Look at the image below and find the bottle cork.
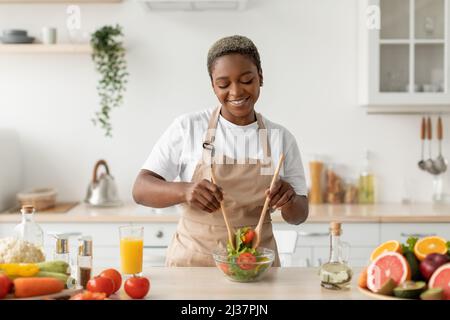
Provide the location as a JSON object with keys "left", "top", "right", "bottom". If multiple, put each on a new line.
{"left": 330, "top": 221, "right": 342, "bottom": 236}
{"left": 21, "top": 205, "right": 35, "bottom": 214}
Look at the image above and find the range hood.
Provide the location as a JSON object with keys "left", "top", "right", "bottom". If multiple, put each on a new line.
{"left": 137, "top": 0, "right": 248, "bottom": 11}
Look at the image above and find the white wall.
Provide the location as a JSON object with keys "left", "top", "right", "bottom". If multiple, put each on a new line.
{"left": 1, "top": 0, "right": 449, "bottom": 205}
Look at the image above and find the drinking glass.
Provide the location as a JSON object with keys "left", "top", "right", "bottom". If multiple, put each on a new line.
{"left": 119, "top": 225, "right": 144, "bottom": 276}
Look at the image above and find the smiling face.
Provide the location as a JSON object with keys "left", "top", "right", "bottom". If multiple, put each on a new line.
{"left": 210, "top": 54, "right": 263, "bottom": 125}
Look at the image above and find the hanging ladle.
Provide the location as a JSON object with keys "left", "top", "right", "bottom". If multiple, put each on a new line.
{"left": 434, "top": 116, "right": 447, "bottom": 174}
{"left": 425, "top": 117, "right": 440, "bottom": 175}
{"left": 418, "top": 116, "right": 427, "bottom": 171}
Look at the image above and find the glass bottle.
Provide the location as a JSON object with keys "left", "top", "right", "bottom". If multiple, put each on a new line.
{"left": 318, "top": 221, "right": 353, "bottom": 290}
{"left": 77, "top": 236, "right": 93, "bottom": 289}
{"left": 53, "top": 234, "right": 70, "bottom": 264}
{"left": 358, "top": 150, "right": 375, "bottom": 204}
{"left": 13, "top": 205, "right": 44, "bottom": 251}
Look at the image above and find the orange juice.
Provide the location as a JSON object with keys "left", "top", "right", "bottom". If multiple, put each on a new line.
{"left": 120, "top": 237, "right": 143, "bottom": 275}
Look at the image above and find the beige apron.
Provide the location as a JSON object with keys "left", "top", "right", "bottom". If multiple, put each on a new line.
{"left": 165, "top": 106, "right": 280, "bottom": 267}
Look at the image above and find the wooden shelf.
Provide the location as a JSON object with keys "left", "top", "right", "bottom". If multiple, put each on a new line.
{"left": 0, "top": 0, "right": 121, "bottom": 3}
{"left": 0, "top": 44, "right": 92, "bottom": 54}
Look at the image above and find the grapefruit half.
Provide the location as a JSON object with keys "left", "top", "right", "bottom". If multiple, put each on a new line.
{"left": 429, "top": 263, "right": 450, "bottom": 300}
{"left": 366, "top": 251, "right": 411, "bottom": 293}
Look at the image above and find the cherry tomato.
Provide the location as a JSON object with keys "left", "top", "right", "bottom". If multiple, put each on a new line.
{"left": 87, "top": 276, "right": 115, "bottom": 297}
{"left": 236, "top": 252, "right": 256, "bottom": 270}
{"left": 70, "top": 291, "right": 107, "bottom": 300}
{"left": 218, "top": 263, "right": 230, "bottom": 275}
{"left": 242, "top": 229, "right": 255, "bottom": 245}
{"left": 100, "top": 269, "right": 122, "bottom": 293}
{"left": 0, "top": 274, "right": 13, "bottom": 299}
{"left": 124, "top": 276, "right": 150, "bottom": 299}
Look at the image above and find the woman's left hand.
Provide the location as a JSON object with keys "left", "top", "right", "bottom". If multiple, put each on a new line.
{"left": 265, "top": 179, "right": 296, "bottom": 210}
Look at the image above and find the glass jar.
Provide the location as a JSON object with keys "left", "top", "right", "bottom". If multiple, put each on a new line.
{"left": 13, "top": 205, "right": 44, "bottom": 251}
{"left": 309, "top": 159, "right": 324, "bottom": 204}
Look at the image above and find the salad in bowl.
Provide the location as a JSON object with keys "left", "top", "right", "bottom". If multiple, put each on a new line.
{"left": 212, "top": 227, "right": 274, "bottom": 282}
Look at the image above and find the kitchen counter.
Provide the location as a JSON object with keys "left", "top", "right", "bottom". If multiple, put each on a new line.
{"left": 1, "top": 203, "right": 450, "bottom": 223}
{"left": 111, "top": 267, "right": 368, "bottom": 300}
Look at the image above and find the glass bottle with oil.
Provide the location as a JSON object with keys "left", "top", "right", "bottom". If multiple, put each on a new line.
{"left": 318, "top": 221, "right": 353, "bottom": 290}
{"left": 358, "top": 150, "right": 375, "bottom": 204}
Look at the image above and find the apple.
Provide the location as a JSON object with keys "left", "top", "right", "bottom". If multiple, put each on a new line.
{"left": 419, "top": 253, "right": 450, "bottom": 281}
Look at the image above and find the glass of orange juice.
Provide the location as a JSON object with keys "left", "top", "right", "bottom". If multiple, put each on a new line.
{"left": 119, "top": 225, "right": 144, "bottom": 276}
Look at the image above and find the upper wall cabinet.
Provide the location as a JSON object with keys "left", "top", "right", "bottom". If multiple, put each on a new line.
{"left": 359, "top": 0, "right": 450, "bottom": 114}
{"left": 0, "top": 0, "right": 121, "bottom": 3}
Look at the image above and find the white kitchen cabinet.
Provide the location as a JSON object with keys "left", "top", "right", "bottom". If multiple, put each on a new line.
{"left": 358, "top": 0, "right": 450, "bottom": 113}
{"left": 0, "top": 221, "right": 379, "bottom": 268}
{"left": 2, "top": 219, "right": 447, "bottom": 269}
{"left": 380, "top": 222, "right": 450, "bottom": 241}
{"left": 272, "top": 222, "right": 380, "bottom": 268}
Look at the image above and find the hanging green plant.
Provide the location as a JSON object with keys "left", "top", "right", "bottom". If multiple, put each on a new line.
{"left": 90, "top": 24, "right": 129, "bottom": 137}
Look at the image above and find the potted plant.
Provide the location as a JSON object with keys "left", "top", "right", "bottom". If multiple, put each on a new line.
{"left": 90, "top": 24, "right": 129, "bottom": 137}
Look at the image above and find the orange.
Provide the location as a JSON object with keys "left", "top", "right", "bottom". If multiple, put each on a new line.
{"left": 413, "top": 236, "right": 447, "bottom": 261}
{"left": 370, "top": 240, "right": 402, "bottom": 261}
{"left": 358, "top": 267, "right": 368, "bottom": 289}
{"left": 366, "top": 252, "right": 411, "bottom": 293}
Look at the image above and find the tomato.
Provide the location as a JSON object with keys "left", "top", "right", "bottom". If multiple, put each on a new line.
{"left": 70, "top": 291, "right": 106, "bottom": 300}
{"left": 0, "top": 274, "right": 13, "bottom": 299}
{"left": 236, "top": 252, "right": 256, "bottom": 270}
{"left": 87, "top": 276, "right": 115, "bottom": 297}
{"left": 218, "top": 263, "right": 230, "bottom": 275}
{"left": 100, "top": 268, "right": 122, "bottom": 293}
{"left": 242, "top": 229, "right": 255, "bottom": 245}
{"left": 124, "top": 276, "right": 150, "bottom": 299}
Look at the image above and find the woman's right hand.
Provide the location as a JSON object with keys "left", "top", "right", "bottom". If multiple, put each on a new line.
{"left": 184, "top": 179, "right": 224, "bottom": 213}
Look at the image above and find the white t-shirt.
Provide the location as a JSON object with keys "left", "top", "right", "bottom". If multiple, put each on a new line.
{"left": 142, "top": 108, "right": 307, "bottom": 196}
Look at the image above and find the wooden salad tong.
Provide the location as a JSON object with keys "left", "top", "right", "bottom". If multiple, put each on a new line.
{"left": 252, "top": 154, "right": 286, "bottom": 249}
{"left": 211, "top": 163, "right": 236, "bottom": 250}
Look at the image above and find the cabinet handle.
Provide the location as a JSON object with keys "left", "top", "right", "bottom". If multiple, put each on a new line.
{"left": 156, "top": 230, "right": 164, "bottom": 238}
{"left": 306, "top": 258, "right": 311, "bottom": 267}
{"left": 400, "top": 232, "right": 436, "bottom": 238}
{"left": 298, "top": 231, "right": 329, "bottom": 237}
{"left": 143, "top": 245, "right": 167, "bottom": 249}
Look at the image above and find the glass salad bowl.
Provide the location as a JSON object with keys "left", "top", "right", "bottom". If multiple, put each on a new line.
{"left": 212, "top": 247, "right": 275, "bottom": 282}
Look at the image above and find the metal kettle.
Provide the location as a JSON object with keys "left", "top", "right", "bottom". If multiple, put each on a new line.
{"left": 84, "top": 159, "right": 122, "bottom": 207}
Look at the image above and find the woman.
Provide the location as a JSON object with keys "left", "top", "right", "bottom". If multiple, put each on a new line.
{"left": 133, "top": 35, "right": 309, "bottom": 267}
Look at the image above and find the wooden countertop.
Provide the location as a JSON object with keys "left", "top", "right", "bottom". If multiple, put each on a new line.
{"left": 1, "top": 203, "right": 450, "bottom": 223}
{"left": 111, "top": 267, "right": 368, "bottom": 300}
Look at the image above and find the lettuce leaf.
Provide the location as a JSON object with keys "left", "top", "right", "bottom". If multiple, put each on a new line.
{"left": 401, "top": 236, "right": 418, "bottom": 253}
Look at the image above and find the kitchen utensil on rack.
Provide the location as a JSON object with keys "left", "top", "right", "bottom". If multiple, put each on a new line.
{"left": 418, "top": 117, "right": 427, "bottom": 171}
{"left": 84, "top": 159, "right": 122, "bottom": 207}
{"left": 211, "top": 163, "right": 235, "bottom": 250}
{"left": 424, "top": 117, "right": 440, "bottom": 175}
{"left": 434, "top": 116, "right": 447, "bottom": 174}
{"left": 252, "top": 154, "right": 285, "bottom": 250}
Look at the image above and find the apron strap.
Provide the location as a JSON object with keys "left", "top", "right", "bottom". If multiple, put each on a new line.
{"left": 202, "top": 106, "right": 272, "bottom": 165}
{"left": 255, "top": 112, "right": 272, "bottom": 161}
